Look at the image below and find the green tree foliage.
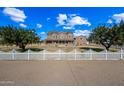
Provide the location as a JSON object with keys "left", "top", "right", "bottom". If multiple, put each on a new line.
{"left": 89, "top": 21, "right": 124, "bottom": 50}
{"left": 0, "top": 25, "right": 15, "bottom": 45}
{"left": 116, "top": 21, "right": 124, "bottom": 46}
{"left": 0, "top": 25, "right": 40, "bottom": 50}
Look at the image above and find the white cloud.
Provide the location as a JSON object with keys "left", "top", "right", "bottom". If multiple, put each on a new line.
{"left": 112, "top": 13, "right": 124, "bottom": 23}
{"left": 3, "top": 7, "right": 27, "bottom": 22}
{"left": 40, "top": 32, "right": 46, "bottom": 35}
{"left": 69, "top": 14, "right": 77, "bottom": 17}
{"left": 36, "top": 24, "right": 42, "bottom": 28}
{"left": 67, "top": 16, "right": 91, "bottom": 27}
{"left": 57, "top": 14, "right": 67, "bottom": 26}
{"left": 19, "top": 23, "right": 27, "bottom": 28}
{"left": 63, "top": 26, "right": 74, "bottom": 30}
{"left": 47, "top": 18, "right": 51, "bottom": 21}
{"left": 73, "top": 30, "right": 91, "bottom": 37}
{"left": 57, "top": 14, "right": 91, "bottom": 29}
{"left": 107, "top": 19, "right": 113, "bottom": 24}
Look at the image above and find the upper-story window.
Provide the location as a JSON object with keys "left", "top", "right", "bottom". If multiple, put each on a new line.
{"left": 68, "top": 34, "right": 72, "bottom": 38}
{"left": 52, "top": 34, "right": 57, "bottom": 39}
{"left": 60, "top": 34, "right": 65, "bottom": 39}
{"left": 60, "top": 35, "right": 63, "bottom": 39}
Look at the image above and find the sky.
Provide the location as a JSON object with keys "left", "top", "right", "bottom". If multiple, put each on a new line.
{"left": 0, "top": 7, "right": 124, "bottom": 40}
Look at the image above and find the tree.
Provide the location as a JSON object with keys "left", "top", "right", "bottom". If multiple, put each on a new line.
{"left": 0, "top": 25, "right": 40, "bottom": 50}
{"left": 16, "top": 28, "right": 40, "bottom": 50}
{"left": 0, "top": 25, "right": 16, "bottom": 45}
{"left": 115, "top": 21, "right": 124, "bottom": 46}
{"left": 89, "top": 24, "right": 119, "bottom": 50}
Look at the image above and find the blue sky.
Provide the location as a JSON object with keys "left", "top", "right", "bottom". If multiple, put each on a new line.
{"left": 0, "top": 7, "right": 124, "bottom": 40}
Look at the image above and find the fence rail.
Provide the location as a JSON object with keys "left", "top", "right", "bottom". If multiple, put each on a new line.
{"left": 0, "top": 49, "right": 124, "bottom": 60}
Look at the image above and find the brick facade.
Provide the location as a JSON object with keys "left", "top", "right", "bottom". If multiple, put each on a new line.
{"left": 74, "top": 35, "right": 88, "bottom": 46}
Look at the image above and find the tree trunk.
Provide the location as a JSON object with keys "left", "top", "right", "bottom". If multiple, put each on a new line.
{"left": 19, "top": 43, "right": 26, "bottom": 50}
{"left": 105, "top": 47, "right": 109, "bottom": 51}
{"left": 22, "top": 44, "right": 25, "bottom": 50}
{"left": 105, "top": 45, "right": 111, "bottom": 51}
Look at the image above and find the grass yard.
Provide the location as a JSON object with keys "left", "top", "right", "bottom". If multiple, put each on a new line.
{"left": 0, "top": 44, "right": 120, "bottom": 52}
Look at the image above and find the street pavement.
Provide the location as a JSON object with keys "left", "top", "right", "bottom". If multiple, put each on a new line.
{"left": 0, "top": 60, "right": 124, "bottom": 86}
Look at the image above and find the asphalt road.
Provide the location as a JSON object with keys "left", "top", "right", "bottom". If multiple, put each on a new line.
{"left": 0, "top": 60, "right": 124, "bottom": 86}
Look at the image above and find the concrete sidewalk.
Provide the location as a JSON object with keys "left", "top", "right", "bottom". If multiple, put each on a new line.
{"left": 0, "top": 60, "right": 124, "bottom": 86}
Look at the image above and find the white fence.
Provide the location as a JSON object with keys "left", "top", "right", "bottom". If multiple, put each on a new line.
{"left": 0, "top": 49, "right": 124, "bottom": 60}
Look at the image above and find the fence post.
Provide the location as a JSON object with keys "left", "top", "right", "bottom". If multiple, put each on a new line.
{"left": 90, "top": 49, "right": 92, "bottom": 60}
{"left": 12, "top": 49, "right": 15, "bottom": 60}
{"left": 121, "top": 48, "right": 123, "bottom": 60}
{"left": 28, "top": 49, "right": 30, "bottom": 61}
{"left": 59, "top": 49, "right": 61, "bottom": 60}
{"left": 75, "top": 49, "right": 76, "bottom": 60}
{"left": 106, "top": 49, "right": 108, "bottom": 60}
{"left": 43, "top": 50, "right": 45, "bottom": 60}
